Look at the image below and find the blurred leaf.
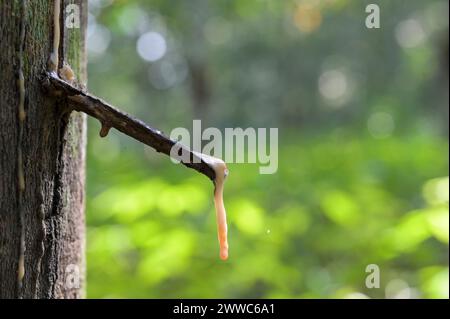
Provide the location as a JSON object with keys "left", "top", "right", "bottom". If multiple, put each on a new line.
{"left": 423, "top": 177, "right": 449, "bottom": 206}
{"left": 229, "top": 199, "right": 265, "bottom": 235}
{"left": 425, "top": 206, "right": 449, "bottom": 244}
{"left": 420, "top": 266, "right": 449, "bottom": 299}
{"left": 320, "top": 190, "right": 360, "bottom": 227}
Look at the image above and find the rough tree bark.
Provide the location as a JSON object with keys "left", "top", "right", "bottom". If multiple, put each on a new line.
{"left": 0, "top": 0, "right": 87, "bottom": 298}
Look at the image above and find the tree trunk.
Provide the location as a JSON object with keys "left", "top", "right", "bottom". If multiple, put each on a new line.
{"left": 0, "top": 0, "right": 87, "bottom": 298}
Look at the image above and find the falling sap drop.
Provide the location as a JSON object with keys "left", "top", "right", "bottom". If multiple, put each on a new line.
{"left": 213, "top": 161, "right": 229, "bottom": 261}
{"left": 196, "top": 153, "right": 229, "bottom": 260}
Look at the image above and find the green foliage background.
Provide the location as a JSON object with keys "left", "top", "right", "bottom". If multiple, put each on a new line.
{"left": 85, "top": 0, "right": 449, "bottom": 298}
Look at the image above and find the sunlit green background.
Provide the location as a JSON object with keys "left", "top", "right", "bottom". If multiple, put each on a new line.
{"left": 85, "top": 0, "right": 449, "bottom": 298}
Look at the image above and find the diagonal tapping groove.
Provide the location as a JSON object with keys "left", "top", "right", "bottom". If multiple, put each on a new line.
{"left": 42, "top": 72, "right": 216, "bottom": 181}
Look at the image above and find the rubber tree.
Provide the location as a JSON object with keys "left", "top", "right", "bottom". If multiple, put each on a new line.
{"left": 0, "top": 0, "right": 87, "bottom": 298}
{"left": 0, "top": 0, "right": 216, "bottom": 299}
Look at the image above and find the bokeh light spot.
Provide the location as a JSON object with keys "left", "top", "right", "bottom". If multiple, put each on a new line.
{"left": 293, "top": 3, "right": 322, "bottom": 34}
{"left": 395, "top": 19, "right": 426, "bottom": 48}
{"left": 319, "top": 69, "right": 348, "bottom": 101}
{"left": 137, "top": 31, "right": 167, "bottom": 62}
{"left": 87, "top": 24, "right": 111, "bottom": 58}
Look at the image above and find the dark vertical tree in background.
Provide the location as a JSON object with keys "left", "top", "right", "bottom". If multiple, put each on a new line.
{"left": 0, "top": 0, "right": 87, "bottom": 298}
